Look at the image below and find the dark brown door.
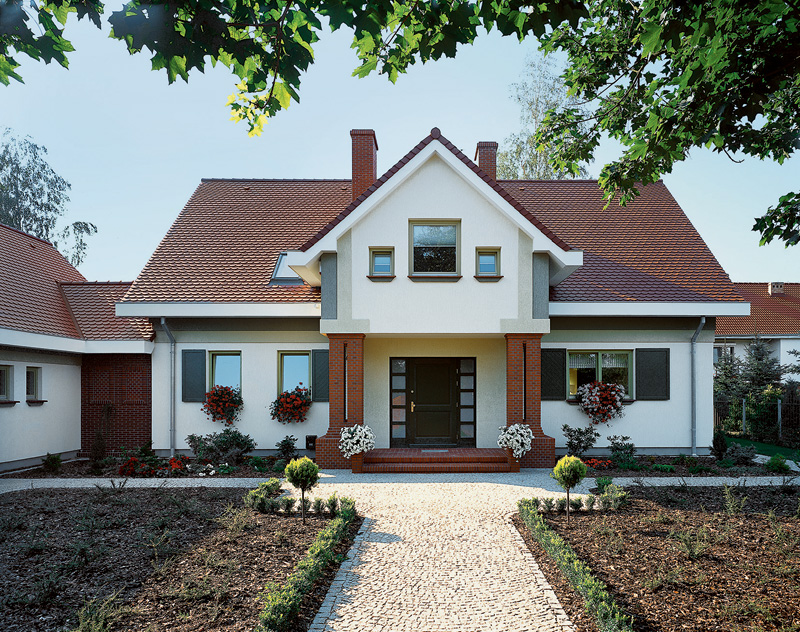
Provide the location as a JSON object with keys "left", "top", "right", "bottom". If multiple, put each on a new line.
{"left": 409, "top": 358, "right": 458, "bottom": 446}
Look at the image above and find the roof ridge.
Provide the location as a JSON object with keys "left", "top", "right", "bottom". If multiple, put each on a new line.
{"left": 61, "top": 281, "right": 133, "bottom": 286}
{"left": 297, "top": 128, "right": 574, "bottom": 253}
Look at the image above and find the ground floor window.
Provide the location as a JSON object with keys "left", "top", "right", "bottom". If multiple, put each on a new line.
{"left": 210, "top": 352, "right": 241, "bottom": 390}
{"left": 26, "top": 366, "right": 41, "bottom": 400}
{"left": 568, "top": 351, "right": 632, "bottom": 397}
{"left": 0, "top": 365, "right": 12, "bottom": 400}
{"left": 279, "top": 352, "right": 310, "bottom": 393}
{"left": 713, "top": 346, "right": 735, "bottom": 364}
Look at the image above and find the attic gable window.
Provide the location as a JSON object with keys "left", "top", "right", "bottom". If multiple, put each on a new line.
{"left": 410, "top": 222, "right": 460, "bottom": 276}
{"left": 271, "top": 252, "right": 303, "bottom": 285}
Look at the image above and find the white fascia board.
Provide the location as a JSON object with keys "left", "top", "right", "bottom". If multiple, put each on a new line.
{"left": 0, "top": 328, "right": 155, "bottom": 355}
{"left": 289, "top": 140, "right": 579, "bottom": 276}
{"left": 549, "top": 301, "right": 751, "bottom": 317}
{"left": 715, "top": 333, "right": 800, "bottom": 340}
{"left": 115, "top": 302, "right": 320, "bottom": 318}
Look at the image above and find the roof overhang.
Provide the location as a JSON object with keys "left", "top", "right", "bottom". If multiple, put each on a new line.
{"left": 714, "top": 333, "right": 800, "bottom": 339}
{"left": 0, "top": 327, "right": 155, "bottom": 355}
{"left": 549, "top": 301, "right": 751, "bottom": 317}
{"left": 285, "top": 140, "right": 583, "bottom": 286}
{"left": 116, "top": 302, "right": 321, "bottom": 318}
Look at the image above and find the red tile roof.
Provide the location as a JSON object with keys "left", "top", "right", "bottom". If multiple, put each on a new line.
{"left": 0, "top": 223, "right": 85, "bottom": 338}
{"left": 61, "top": 283, "right": 154, "bottom": 340}
{"left": 716, "top": 283, "right": 800, "bottom": 336}
{"left": 504, "top": 180, "right": 742, "bottom": 302}
{"left": 122, "top": 134, "right": 740, "bottom": 306}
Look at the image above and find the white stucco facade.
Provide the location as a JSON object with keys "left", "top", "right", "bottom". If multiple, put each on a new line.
{"left": 0, "top": 350, "right": 82, "bottom": 469}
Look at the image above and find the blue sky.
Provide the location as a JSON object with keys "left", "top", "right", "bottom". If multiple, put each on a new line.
{"left": 2, "top": 13, "right": 798, "bottom": 283}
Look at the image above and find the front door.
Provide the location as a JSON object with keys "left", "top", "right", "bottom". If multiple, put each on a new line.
{"left": 409, "top": 358, "right": 458, "bottom": 446}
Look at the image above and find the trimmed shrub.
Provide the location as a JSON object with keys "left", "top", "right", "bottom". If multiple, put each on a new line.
{"left": 285, "top": 457, "right": 320, "bottom": 523}
{"left": 256, "top": 498, "right": 357, "bottom": 631}
{"left": 765, "top": 453, "right": 791, "bottom": 474}
{"left": 711, "top": 430, "right": 728, "bottom": 461}
{"left": 518, "top": 499, "right": 634, "bottom": 632}
{"left": 725, "top": 443, "right": 756, "bottom": 466}
{"left": 607, "top": 435, "right": 636, "bottom": 468}
{"left": 551, "top": 455, "right": 588, "bottom": 524}
{"left": 275, "top": 435, "right": 300, "bottom": 463}
{"left": 41, "top": 452, "right": 62, "bottom": 474}
{"left": 595, "top": 476, "right": 613, "bottom": 494}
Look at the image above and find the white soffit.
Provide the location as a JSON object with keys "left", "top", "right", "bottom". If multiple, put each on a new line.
{"left": 0, "top": 327, "right": 155, "bottom": 355}
{"left": 549, "top": 302, "right": 751, "bottom": 317}
{"left": 116, "top": 302, "right": 320, "bottom": 318}
{"left": 285, "top": 140, "right": 582, "bottom": 286}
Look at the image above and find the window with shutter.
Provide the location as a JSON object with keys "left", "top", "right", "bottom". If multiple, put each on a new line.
{"left": 635, "top": 348, "right": 670, "bottom": 400}
{"left": 541, "top": 349, "right": 567, "bottom": 400}
{"left": 182, "top": 349, "right": 207, "bottom": 402}
{"left": 312, "top": 350, "right": 329, "bottom": 402}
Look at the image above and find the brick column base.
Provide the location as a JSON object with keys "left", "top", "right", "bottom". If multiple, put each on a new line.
{"left": 316, "top": 334, "right": 365, "bottom": 469}
{"left": 506, "top": 334, "right": 555, "bottom": 469}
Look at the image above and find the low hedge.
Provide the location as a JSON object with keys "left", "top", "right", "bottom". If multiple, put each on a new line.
{"left": 517, "top": 499, "right": 634, "bottom": 632}
{"left": 256, "top": 497, "right": 357, "bottom": 631}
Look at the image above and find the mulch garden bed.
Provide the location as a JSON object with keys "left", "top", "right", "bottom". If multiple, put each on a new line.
{"left": 515, "top": 483, "right": 800, "bottom": 631}
{"left": 579, "top": 455, "right": 781, "bottom": 478}
{"left": 0, "top": 458, "right": 284, "bottom": 479}
{"left": 0, "top": 485, "right": 361, "bottom": 632}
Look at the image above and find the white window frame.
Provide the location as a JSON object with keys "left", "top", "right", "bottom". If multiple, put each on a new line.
{"left": 0, "top": 365, "right": 12, "bottom": 401}
{"left": 26, "top": 366, "right": 42, "bottom": 400}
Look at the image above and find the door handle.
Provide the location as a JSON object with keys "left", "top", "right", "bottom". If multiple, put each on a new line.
{"left": 411, "top": 401, "right": 415, "bottom": 413}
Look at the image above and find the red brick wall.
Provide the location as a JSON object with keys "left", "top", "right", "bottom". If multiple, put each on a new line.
{"left": 80, "top": 354, "right": 152, "bottom": 456}
{"left": 351, "top": 129, "right": 378, "bottom": 201}
{"left": 506, "top": 334, "right": 555, "bottom": 468}
{"left": 475, "top": 141, "right": 498, "bottom": 180}
{"left": 316, "top": 334, "right": 365, "bottom": 468}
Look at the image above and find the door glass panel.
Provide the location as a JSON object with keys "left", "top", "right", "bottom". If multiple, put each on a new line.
{"left": 460, "top": 424, "right": 475, "bottom": 438}
{"left": 460, "top": 391, "right": 474, "bottom": 406}
{"left": 392, "top": 375, "right": 406, "bottom": 390}
{"left": 392, "top": 392, "right": 406, "bottom": 406}
{"left": 460, "top": 358, "right": 475, "bottom": 373}
{"left": 392, "top": 408, "right": 406, "bottom": 422}
{"left": 460, "top": 375, "right": 474, "bottom": 389}
{"left": 460, "top": 408, "right": 474, "bottom": 422}
{"left": 391, "top": 359, "right": 406, "bottom": 373}
{"left": 392, "top": 424, "right": 406, "bottom": 439}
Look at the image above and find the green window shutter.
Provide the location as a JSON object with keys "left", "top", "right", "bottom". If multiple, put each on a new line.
{"left": 635, "top": 348, "right": 670, "bottom": 400}
{"left": 312, "top": 349, "right": 329, "bottom": 402}
{"left": 182, "top": 350, "right": 206, "bottom": 402}
{"left": 541, "top": 348, "right": 567, "bottom": 400}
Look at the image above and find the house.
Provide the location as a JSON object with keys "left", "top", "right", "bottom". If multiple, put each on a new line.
{"left": 715, "top": 283, "right": 800, "bottom": 368}
{"left": 113, "top": 128, "right": 748, "bottom": 471}
{"left": 0, "top": 224, "right": 153, "bottom": 471}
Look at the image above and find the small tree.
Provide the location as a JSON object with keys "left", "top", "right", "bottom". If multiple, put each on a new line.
{"left": 551, "top": 456, "right": 587, "bottom": 525}
{"left": 740, "top": 335, "right": 785, "bottom": 394}
{"left": 284, "top": 457, "right": 319, "bottom": 525}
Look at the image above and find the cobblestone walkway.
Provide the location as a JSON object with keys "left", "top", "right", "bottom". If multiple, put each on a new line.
{"left": 301, "top": 472, "right": 580, "bottom": 632}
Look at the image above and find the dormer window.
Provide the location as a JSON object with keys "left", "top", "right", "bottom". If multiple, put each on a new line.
{"left": 271, "top": 252, "right": 302, "bottom": 285}
{"left": 410, "top": 221, "right": 460, "bottom": 276}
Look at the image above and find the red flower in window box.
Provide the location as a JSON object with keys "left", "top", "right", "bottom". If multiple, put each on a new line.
{"left": 576, "top": 381, "right": 626, "bottom": 425}
{"left": 270, "top": 384, "right": 312, "bottom": 424}
{"left": 202, "top": 385, "right": 244, "bottom": 425}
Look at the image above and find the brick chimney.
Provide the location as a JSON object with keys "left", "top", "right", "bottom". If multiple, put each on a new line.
{"left": 351, "top": 129, "right": 378, "bottom": 201}
{"left": 474, "top": 141, "right": 498, "bottom": 180}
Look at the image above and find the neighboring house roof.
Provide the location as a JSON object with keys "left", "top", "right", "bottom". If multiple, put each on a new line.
{"left": 0, "top": 223, "right": 85, "bottom": 338}
{"left": 122, "top": 133, "right": 741, "bottom": 305}
{"left": 0, "top": 223, "right": 152, "bottom": 343}
{"left": 61, "top": 282, "right": 154, "bottom": 340}
{"left": 716, "top": 283, "right": 800, "bottom": 336}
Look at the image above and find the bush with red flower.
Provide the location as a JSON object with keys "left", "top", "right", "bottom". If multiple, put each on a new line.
{"left": 576, "top": 381, "right": 626, "bottom": 425}
{"left": 582, "top": 457, "right": 613, "bottom": 470}
{"left": 270, "top": 384, "right": 312, "bottom": 424}
{"left": 201, "top": 385, "right": 244, "bottom": 426}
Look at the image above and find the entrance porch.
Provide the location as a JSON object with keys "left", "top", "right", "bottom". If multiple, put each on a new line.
{"left": 315, "top": 333, "right": 556, "bottom": 471}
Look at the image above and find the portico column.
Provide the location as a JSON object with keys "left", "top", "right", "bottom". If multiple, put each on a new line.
{"left": 505, "top": 333, "right": 555, "bottom": 468}
{"left": 315, "top": 333, "right": 365, "bottom": 469}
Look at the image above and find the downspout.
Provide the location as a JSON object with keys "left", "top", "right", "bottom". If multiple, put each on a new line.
{"left": 161, "top": 317, "right": 176, "bottom": 457}
{"left": 690, "top": 316, "right": 706, "bottom": 457}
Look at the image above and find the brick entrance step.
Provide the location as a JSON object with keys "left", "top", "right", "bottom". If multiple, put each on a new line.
{"left": 363, "top": 448, "right": 511, "bottom": 473}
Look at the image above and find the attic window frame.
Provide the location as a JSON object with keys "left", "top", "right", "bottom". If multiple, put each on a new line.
{"left": 408, "top": 220, "right": 461, "bottom": 277}
{"left": 368, "top": 247, "right": 395, "bottom": 280}
{"left": 270, "top": 252, "right": 303, "bottom": 286}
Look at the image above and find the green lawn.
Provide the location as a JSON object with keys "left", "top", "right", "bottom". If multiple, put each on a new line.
{"left": 726, "top": 435, "right": 800, "bottom": 460}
